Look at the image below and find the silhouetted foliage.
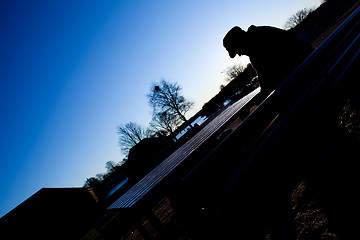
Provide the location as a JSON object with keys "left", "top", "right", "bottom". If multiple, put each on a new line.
{"left": 84, "top": 177, "right": 101, "bottom": 188}
{"left": 117, "top": 122, "right": 153, "bottom": 156}
{"left": 105, "top": 160, "right": 120, "bottom": 173}
{"left": 285, "top": 8, "right": 315, "bottom": 29}
{"left": 148, "top": 79, "right": 194, "bottom": 129}
{"left": 224, "top": 63, "right": 247, "bottom": 82}
{"left": 202, "top": 64, "right": 257, "bottom": 117}
{"left": 150, "top": 111, "right": 182, "bottom": 136}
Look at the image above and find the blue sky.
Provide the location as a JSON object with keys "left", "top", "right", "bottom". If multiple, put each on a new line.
{"left": 0, "top": 0, "right": 321, "bottom": 217}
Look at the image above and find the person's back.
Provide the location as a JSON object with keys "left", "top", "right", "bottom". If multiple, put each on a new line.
{"left": 224, "top": 25, "right": 314, "bottom": 95}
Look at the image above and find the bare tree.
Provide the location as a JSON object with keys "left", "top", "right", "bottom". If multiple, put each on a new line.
{"left": 224, "top": 63, "right": 246, "bottom": 81}
{"left": 105, "top": 160, "right": 119, "bottom": 173}
{"left": 150, "top": 111, "right": 182, "bottom": 136}
{"left": 117, "top": 122, "right": 152, "bottom": 156}
{"left": 84, "top": 177, "right": 101, "bottom": 188}
{"left": 285, "top": 8, "right": 314, "bottom": 30}
{"left": 148, "top": 79, "right": 194, "bottom": 128}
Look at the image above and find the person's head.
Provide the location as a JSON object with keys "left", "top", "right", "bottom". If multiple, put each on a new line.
{"left": 223, "top": 26, "right": 247, "bottom": 58}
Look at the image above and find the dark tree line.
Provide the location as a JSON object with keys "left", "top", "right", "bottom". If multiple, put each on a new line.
{"left": 202, "top": 63, "right": 257, "bottom": 117}
{"left": 285, "top": 7, "right": 315, "bottom": 30}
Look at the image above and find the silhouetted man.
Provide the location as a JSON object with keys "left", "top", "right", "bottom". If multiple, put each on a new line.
{"left": 223, "top": 25, "right": 314, "bottom": 96}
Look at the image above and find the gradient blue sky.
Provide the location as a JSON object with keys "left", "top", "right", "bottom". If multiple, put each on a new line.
{"left": 0, "top": 0, "right": 321, "bottom": 217}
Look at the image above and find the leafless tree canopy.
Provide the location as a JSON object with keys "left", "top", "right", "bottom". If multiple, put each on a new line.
{"left": 224, "top": 64, "right": 246, "bottom": 82}
{"left": 117, "top": 122, "right": 152, "bottom": 156}
{"left": 285, "top": 8, "right": 314, "bottom": 30}
{"left": 148, "top": 79, "right": 194, "bottom": 130}
{"left": 150, "top": 111, "right": 182, "bottom": 136}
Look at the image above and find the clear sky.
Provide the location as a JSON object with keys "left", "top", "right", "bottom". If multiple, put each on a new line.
{"left": 0, "top": 0, "right": 321, "bottom": 217}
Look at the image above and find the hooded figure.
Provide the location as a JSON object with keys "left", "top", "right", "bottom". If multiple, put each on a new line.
{"left": 223, "top": 25, "right": 314, "bottom": 95}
